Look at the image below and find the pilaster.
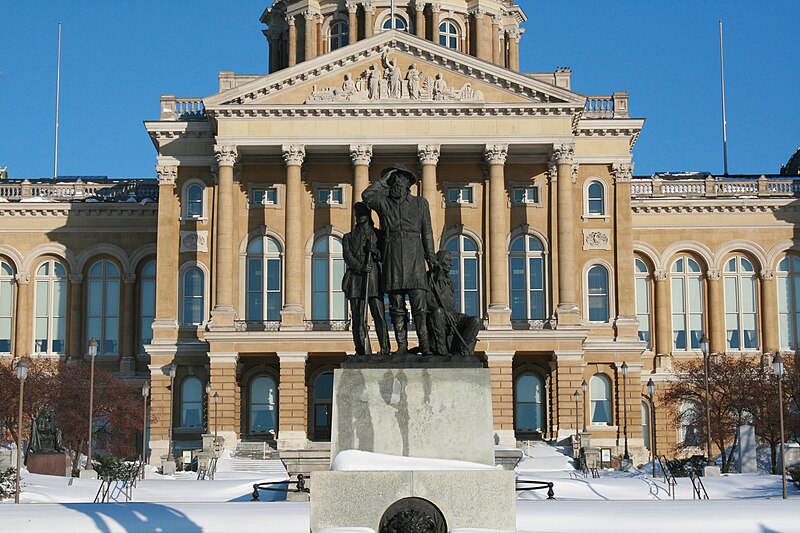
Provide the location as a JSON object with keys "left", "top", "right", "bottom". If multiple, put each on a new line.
{"left": 154, "top": 165, "right": 179, "bottom": 342}
{"left": 612, "top": 162, "right": 639, "bottom": 341}
{"left": 760, "top": 269, "right": 779, "bottom": 353}
{"left": 485, "top": 351, "right": 515, "bottom": 445}
{"left": 418, "top": 144, "right": 440, "bottom": 245}
{"left": 653, "top": 269, "right": 672, "bottom": 360}
{"left": 484, "top": 144, "right": 511, "bottom": 328}
{"left": 350, "top": 144, "right": 373, "bottom": 201}
{"left": 553, "top": 350, "right": 585, "bottom": 440}
{"left": 554, "top": 144, "right": 580, "bottom": 325}
{"left": 707, "top": 270, "right": 725, "bottom": 354}
{"left": 121, "top": 273, "right": 137, "bottom": 368}
{"left": 282, "top": 145, "right": 307, "bottom": 329}
{"left": 147, "top": 361, "right": 174, "bottom": 461}
{"left": 13, "top": 272, "right": 30, "bottom": 357}
{"left": 209, "top": 145, "right": 239, "bottom": 330}
{"left": 277, "top": 352, "right": 309, "bottom": 449}
{"left": 209, "top": 352, "right": 241, "bottom": 449}
{"left": 68, "top": 273, "right": 83, "bottom": 360}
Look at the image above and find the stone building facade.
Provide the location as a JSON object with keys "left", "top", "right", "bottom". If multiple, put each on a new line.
{"left": 2, "top": 1, "right": 798, "bottom": 465}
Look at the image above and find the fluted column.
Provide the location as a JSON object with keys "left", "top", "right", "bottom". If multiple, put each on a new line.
{"left": 153, "top": 165, "right": 179, "bottom": 341}
{"left": 364, "top": 2, "right": 375, "bottom": 38}
{"left": 508, "top": 28, "right": 520, "bottom": 71}
{"left": 760, "top": 269, "right": 779, "bottom": 353}
{"left": 304, "top": 11, "right": 316, "bottom": 62}
{"left": 414, "top": 1, "right": 426, "bottom": 38}
{"left": 612, "top": 163, "right": 639, "bottom": 340}
{"left": 347, "top": 2, "right": 358, "bottom": 44}
{"left": 287, "top": 15, "right": 297, "bottom": 67}
{"left": 282, "top": 145, "right": 306, "bottom": 329}
{"left": 654, "top": 270, "right": 672, "bottom": 359}
{"left": 68, "top": 274, "right": 83, "bottom": 359}
{"left": 707, "top": 270, "right": 725, "bottom": 354}
{"left": 554, "top": 144, "right": 580, "bottom": 325}
{"left": 13, "top": 273, "right": 30, "bottom": 357}
{"left": 350, "top": 144, "right": 373, "bottom": 201}
{"left": 485, "top": 144, "right": 511, "bottom": 328}
{"left": 209, "top": 145, "right": 238, "bottom": 330}
{"left": 418, "top": 144, "right": 441, "bottom": 245}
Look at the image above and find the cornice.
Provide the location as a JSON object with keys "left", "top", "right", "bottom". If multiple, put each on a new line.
{"left": 0, "top": 204, "right": 159, "bottom": 218}
{"left": 631, "top": 200, "right": 797, "bottom": 215}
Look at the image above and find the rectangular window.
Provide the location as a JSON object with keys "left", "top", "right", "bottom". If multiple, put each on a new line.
{"left": 0, "top": 279, "right": 11, "bottom": 352}
{"left": 448, "top": 187, "right": 473, "bottom": 205}
{"left": 635, "top": 277, "right": 651, "bottom": 348}
{"left": 318, "top": 187, "right": 343, "bottom": 206}
{"left": 513, "top": 187, "right": 539, "bottom": 204}
{"left": 252, "top": 187, "right": 278, "bottom": 206}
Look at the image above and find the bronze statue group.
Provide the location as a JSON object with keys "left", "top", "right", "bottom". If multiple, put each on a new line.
{"left": 343, "top": 164, "right": 481, "bottom": 360}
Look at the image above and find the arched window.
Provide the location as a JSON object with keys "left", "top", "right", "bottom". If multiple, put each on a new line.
{"left": 0, "top": 260, "right": 13, "bottom": 353}
{"left": 678, "top": 401, "right": 701, "bottom": 447}
{"left": 184, "top": 183, "right": 204, "bottom": 219}
{"left": 635, "top": 258, "right": 652, "bottom": 349}
{"left": 87, "top": 259, "right": 120, "bottom": 355}
{"left": 724, "top": 256, "right": 758, "bottom": 350}
{"left": 509, "top": 235, "right": 546, "bottom": 320}
{"left": 587, "top": 181, "right": 605, "bottom": 216}
{"left": 444, "top": 235, "right": 480, "bottom": 316}
{"left": 246, "top": 236, "right": 283, "bottom": 321}
{"left": 439, "top": 21, "right": 459, "bottom": 49}
{"left": 515, "top": 374, "right": 544, "bottom": 434}
{"left": 642, "top": 400, "right": 651, "bottom": 450}
{"left": 311, "top": 235, "right": 346, "bottom": 321}
{"left": 671, "top": 257, "right": 704, "bottom": 350}
{"left": 181, "top": 267, "right": 205, "bottom": 326}
{"left": 777, "top": 256, "right": 800, "bottom": 349}
{"left": 587, "top": 265, "right": 610, "bottom": 322}
{"left": 139, "top": 260, "right": 156, "bottom": 352}
{"left": 249, "top": 375, "right": 278, "bottom": 434}
{"left": 330, "top": 20, "right": 349, "bottom": 50}
{"left": 35, "top": 260, "right": 67, "bottom": 355}
{"left": 589, "top": 374, "right": 611, "bottom": 425}
{"left": 180, "top": 376, "right": 203, "bottom": 428}
{"left": 382, "top": 15, "right": 407, "bottom": 31}
{"left": 312, "top": 372, "right": 334, "bottom": 441}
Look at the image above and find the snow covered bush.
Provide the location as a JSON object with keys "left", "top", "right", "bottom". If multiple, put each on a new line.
{"left": 0, "top": 467, "right": 16, "bottom": 499}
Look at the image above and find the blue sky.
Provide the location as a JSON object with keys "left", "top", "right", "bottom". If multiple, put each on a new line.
{"left": 1, "top": 1, "right": 797, "bottom": 178}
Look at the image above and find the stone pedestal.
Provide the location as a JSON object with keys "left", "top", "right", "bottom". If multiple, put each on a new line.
{"left": 27, "top": 452, "right": 69, "bottom": 476}
{"left": 78, "top": 468, "right": 98, "bottom": 479}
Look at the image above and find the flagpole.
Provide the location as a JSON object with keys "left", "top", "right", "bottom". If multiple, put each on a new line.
{"left": 391, "top": 0, "right": 396, "bottom": 29}
{"left": 719, "top": 20, "right": 729, "bottom": 176}
{"left": 54, "top": 21, "right": 62, "bottom": 181}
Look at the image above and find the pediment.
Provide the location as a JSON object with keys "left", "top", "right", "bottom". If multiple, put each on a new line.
{"left": 204, "top": 30, "right": 585, "bottom": 112}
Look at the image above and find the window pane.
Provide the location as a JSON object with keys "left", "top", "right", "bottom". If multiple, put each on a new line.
{"left": 315, "top": 373, "right": 334, "bottom": 400}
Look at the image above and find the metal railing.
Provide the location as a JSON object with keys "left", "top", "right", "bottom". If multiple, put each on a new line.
{"left": 656, "top": 455, "right": 677, "bottom": 499}
{"left": 197, "top": 457, "right": 218, "bottom": 481}
{"left": 94, "top": 461, "right": 141, "bottom": 503}
{"left": 516, "top": 478, "right": 556, "bottom": 499}
{"left": 251, "top": 473, "right": 310, "bottom": 501}
{"left": 689, "top": 472, "right": 710, "bottom": 500}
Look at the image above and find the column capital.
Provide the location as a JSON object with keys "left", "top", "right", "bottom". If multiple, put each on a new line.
{"left": 278, "top": 352, "right": 308, "bottom": 364}
{"left": 612, "top": 162, "right": 634, "bottom": 182}
{"left": 484, "top": 144, "right": 508, "bottom": 165}
{"left": 653, "top": 269, "right": 668, "bottom": 281}
{"left": 285, "top": 14, "right": 296, "bottom": 26}
{"left": 302, "top": 9, "right": 316, "bottom": 22}
{"left": 471, "top": 7, "right": 486, "bottom": 19}
{"left": 123, "top": 273, "right": 137, "bottom": 284}
{"left": 363, "top": 1, "right": 376, "bottom": 13}
{"left": 761, "top": 269, "right": 775, "bottom": 281}
{"left": 552, "top": 143, "right": 575, "bottom": 164}
{"left": 349, "top": 144, "right": 373, "bottom": 166}
{"left": 346, "top": 2, "right": 359, "bottom": 14}
{"left": 547, "top": 161, "right": 558, "bottom": 182}
{"left": 430, "top": 2, "right": 442, "bottom": 13}
{"left": 155, "top": 164, "right": 178, "bottom": 185}
{"left": 414, "top": 1, "right": 427, "bottom": 12}
{"left": 507, "top": 27, "right": 521, "bottom": 41}
{"left": 208, "top": 352, "right": 240, "bottom": 365}
{"left": 485, "top": 351, "right": 515, "bottom": 363}
{"left": 418, "top": 144, "right": 441, "bottom": 165}
{"left": 707, "top": 269, "right": 721, "bottom": 281}
{"left": 14, "top": 272, "right": 29, "bottom": 285}
{"left": 282, "top": 144, "right": 306, "bottom": 166}
{"left": 214, "top": 145, "right": 239, "bottom": 167}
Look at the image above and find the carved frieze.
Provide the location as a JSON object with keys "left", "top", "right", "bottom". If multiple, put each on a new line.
{"left": 582, "top": 229, "right": 611, "bottom": 250}
{"left": 180, "top": 231, "right": 209, "bottom": 253}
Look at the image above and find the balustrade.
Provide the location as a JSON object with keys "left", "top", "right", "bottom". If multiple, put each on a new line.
{"left": 631, "top": 175, "right": 800, "bottom": 200}
{"left": 0, "top": 179, "right": 159, "bottom": 202}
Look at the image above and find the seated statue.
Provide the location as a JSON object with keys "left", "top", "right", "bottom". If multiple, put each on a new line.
{"left": 28, "top": 405, "right": 64, "bottom": 454}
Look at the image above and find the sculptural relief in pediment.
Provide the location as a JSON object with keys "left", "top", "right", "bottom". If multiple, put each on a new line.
{"left": 306, "top": 49, "right": 485, "bottom": 104}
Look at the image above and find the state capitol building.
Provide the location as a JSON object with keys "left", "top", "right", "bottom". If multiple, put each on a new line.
{"left": 2, "top": 1, "right": 799, "bottom": 466}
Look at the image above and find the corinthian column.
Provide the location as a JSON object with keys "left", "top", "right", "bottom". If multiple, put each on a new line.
{"left": 347, "top": 2, "right": 358, "bottom": 44}
{"left": 209, "top": 145, "right": 238, "bottom": 330}
{"left": 282, "top": 145, "right": 306, "bottom": 329}
{"left": 418, "top": 144, "right": 441, "bottom": 245}
{"left": 414, "top": 2, "right": 426, "bottom": 39}
{"left": 707, "top": 269, "right": 725, "bottom": 354}
{"left": 350, "top": 144, "right": 372, "bottom": 201}
{"left": 153, "top": 165, "right": 179, "bottom": 341}
{"left": 287, "top": 15, "right": 297, "bottom": 67}
{"left": 508, "top": 28, "right": 521, "bottom": 71}
{"left": 364, "top": 2, "right": 376, "bottom": 38}
{"left": 485, "top": 144, "right": 511, "bottom": 328}
{"left": 612, "top": 162, "right": 639, "bottom": 340}
{"left": 13, "top": 273, "right": 30, "bottom": 357}
{"left": 554, "top": 144, "right": 580, "bottom": 325}
{"left": 491, "top": 16, "right": 501, "bottom": 65}
{"left": 472, "top": 8, "right": 491, "bottom": 62}
{"left": 760, "top": 269, "right": 779, "bottom": 353}
{"left": 304, "top": 11, "right": 316, "bottom": 62}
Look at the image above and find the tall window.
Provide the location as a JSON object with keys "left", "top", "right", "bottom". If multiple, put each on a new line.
{"left": 587, "top": 181, "right": 605, "bottom": 216}
{"left": 330, "top": 21, "right": 349, "bottom": 50}
{"left": 182, "top": 267, "right": 205, "bottom": 325}
{"left": 185, "top": 183, "right": 204, "bottom": 219}
{"left": 678, "top": 401, "right": 701, "bottom": 447}
{"left": 587, "top": 265, "right": 610, "bottom": 322}
{"left": 86, "top": 259, "right": 120, "bottom": 355}
{"left": 139, "top": 260, "right": 156, "bottom": 352}
{"left": 0, "top": 260, "right": 13, "bottom": 353}
{"left": 180, "top": 376, "right": 203, "bottom": 428}
{"left": 444, "top": 235, "right": 480, "bottom": 316}
{"left": 382, "top": 16, "right": 407, "bottom": 31}
{"left": 439, "top": 21, "right": 459, "bottom": 49}
{"left": 509, "top": 235, "right": 546, "bottom": 320}
{"left": 635, "top": 258, "right": 652, "bottom": 349}
{"left": 515, "top": 374, "right": 544, "bottom": 434}
{"left": 311, "top": 236, "right": 346, "bottom": 321}
{"left": 313, "top": 372, "right": 334, "bottom": 440}
{"left": 777, "top": 255, "right": 800, "bottom": 350}
{"left": 247, "top": 236, "right": 283, "bottom": 321}
{"left": 249, "top": 375, "right": 277, "bottom": 434}
{"left": 642, "top": 400, "right": 651, "bottom": 450}
{"left": 589, "top": 374, "right": 611, "bottom": 425}
{"left": 724, "top": 256, "right": 758, "bottom": 350}
{"left": 671, "top": 257, "right": 704, "bottom": 350}
{"left": 35, "top": 260, "right": 67, "bottom": 354}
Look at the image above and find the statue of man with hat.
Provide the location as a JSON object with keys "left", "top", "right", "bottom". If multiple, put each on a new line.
{"left": 361, "top": 164, "right": 437, "bottom": 355}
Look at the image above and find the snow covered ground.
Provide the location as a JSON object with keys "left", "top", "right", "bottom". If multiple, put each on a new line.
{"left": 1, "top": 443, "right": 798, "bottom": 532}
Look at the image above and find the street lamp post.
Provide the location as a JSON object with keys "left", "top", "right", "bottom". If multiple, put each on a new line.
{"left": 141, "top": 381, "right": 150, "bottom": 480}
{"left": 213, "top": 392, "right": 219, "bottom": 450}
{"left": 647, "top": 378, "right": 656, "bottom": 478}
{"left": 572, "top": 390, "right": 580, "bottom": 442}
{"left": 700, "top": 334, "right": 714, "bottom": 467}
{"left": 86, "top": 338, "right": 98, "bottom": 473}
{"left": 773, "top": 352, "right": 787, "bottom": 500}
{"left": 168, "top": 363, "right": 176, "bottom": 462}
{"left": 14, "top": 357, "right": 28, "bottom": 504}
{"left": 581, "top": 380, "right": 588, "bottom": 431}
{"left": 621, "top": 362, "right": 629, "bottom": 460}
